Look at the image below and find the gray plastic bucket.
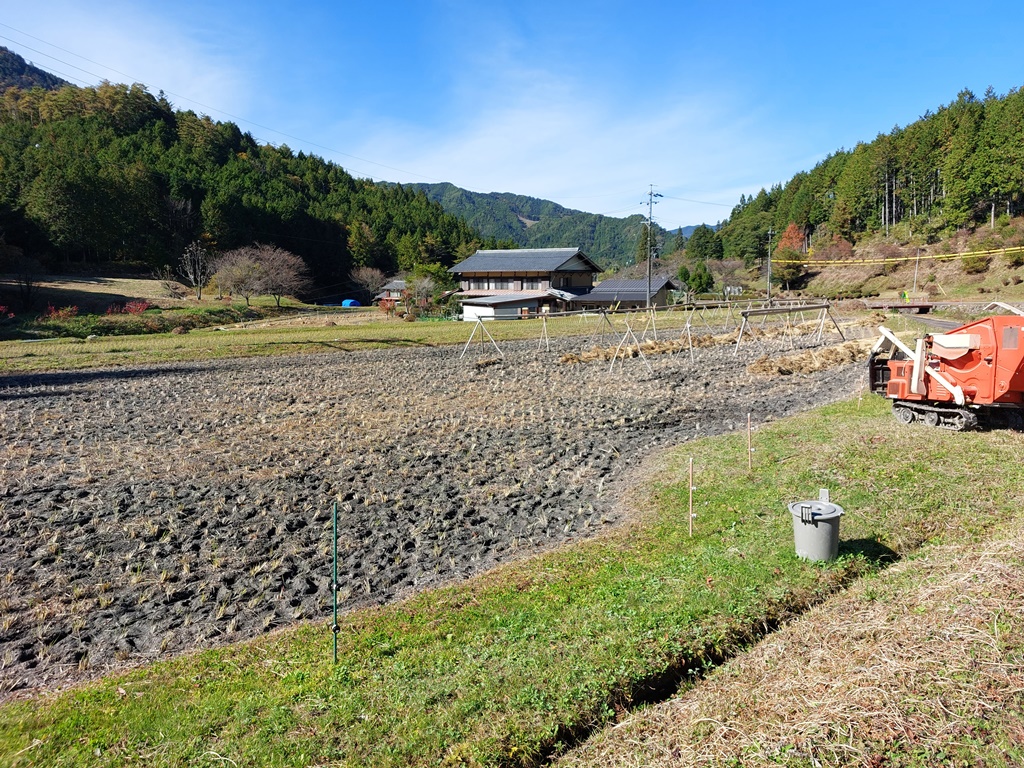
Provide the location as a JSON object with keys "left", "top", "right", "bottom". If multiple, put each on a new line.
{"left": 788, "top": 501, "right": 843, "bottom": 561}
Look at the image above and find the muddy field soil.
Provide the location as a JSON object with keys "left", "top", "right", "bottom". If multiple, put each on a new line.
{"left": 0, "top": 330, "right": 867, "bottom": 697}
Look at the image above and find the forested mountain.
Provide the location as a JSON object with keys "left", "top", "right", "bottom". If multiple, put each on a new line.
{"left": 0, "top": 81, "right": 485, "bottom": 296}
{"left": 0, "top": 47, "right": 70, "bottom": 92}
{"left": 10, "top": 50, "right": 1019, "bottom": 299}
{"left": 717, "top": 87, "right": 1024, "bottom": 267}
{"left": 402, "top": 182, "right": 678, "bottom": 269}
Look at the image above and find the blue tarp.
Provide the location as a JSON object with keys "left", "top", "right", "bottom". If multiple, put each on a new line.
{"left": 341, "top": 299, "right": 361, "bottom": 307}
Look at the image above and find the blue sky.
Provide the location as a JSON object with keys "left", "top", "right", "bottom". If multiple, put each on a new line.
{"left": 3, "top": 1, "right": 1024, "bottom": 230}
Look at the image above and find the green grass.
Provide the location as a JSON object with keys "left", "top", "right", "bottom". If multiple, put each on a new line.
{"left": 0, "top": 308, "right": 705, "bottom": 373}
{"left": 2, "top": 395, "right": 1021, "bottom": 766}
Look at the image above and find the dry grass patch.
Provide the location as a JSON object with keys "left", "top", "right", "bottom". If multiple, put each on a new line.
{"left": 748, "top": 339, "right": 875, "bottom": 377}
{"left": 561, "top": 319, "right": 874, "bottom": 368}
{"left": 560, "top": 518, "right": 1024, "bottom": 768}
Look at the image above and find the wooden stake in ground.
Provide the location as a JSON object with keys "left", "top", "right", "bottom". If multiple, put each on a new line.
{"left": 608, "top": 319, "right": 654, "bottom": 374}
{"left": 638, "top": 306, "right": 659, "bottom": 343}
{"left": 688, "top": 457, "right": 694, "bottom": 537}
{"left": 332, "top": 501, "right": 339, "bottom": 664}
{"left": 537, "top": 314, "right": 550, "bottom": 353}
{"left": 747, "top": 412, "right": 752, "bottom": 471}
{"left": 459, "top": 318, "right": 504, "bottom": 360}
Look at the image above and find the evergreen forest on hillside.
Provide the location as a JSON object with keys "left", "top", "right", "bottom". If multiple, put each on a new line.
{"left": 715, "top": 87, "right": 1024, "bottom": 268}
{"left": 0, "top": 46, "right": 69, "bottom": 92}
{"left": 4, "top": 37, "right": 1024, "bottom": 303}
{"left": 402, "top": 182, "right": 673, "bottom": 269}
{"left": 0, "top": 76, "right": 490, "bottom": 299}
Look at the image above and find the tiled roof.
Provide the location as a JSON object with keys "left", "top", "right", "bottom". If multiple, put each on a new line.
{"left": 450, "top": 248, "right": 602, "bottom": 274}
{"left": 373, "top": 279, "right": 407, "bottom": 300}
{"left": 572, "top": 276, "right": 679, "bottom": 303}
{"left": 458, "top": 292, "right": 544, "bottom": 306}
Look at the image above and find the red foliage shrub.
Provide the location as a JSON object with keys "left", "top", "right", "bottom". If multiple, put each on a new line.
{"left": 42, "top": 305, "right": 78, "bottom": 320}
{"left": 107, "top": 300, "right": 153, "bottom": 315}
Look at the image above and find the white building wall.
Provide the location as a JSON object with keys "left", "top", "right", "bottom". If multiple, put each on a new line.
{"left": 462, "top": 304, "right": 495, "bottom": 322}
{"left": 461, "top": 300, "right": 537, "bottom": 321}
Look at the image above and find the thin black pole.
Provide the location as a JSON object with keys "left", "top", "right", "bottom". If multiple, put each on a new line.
{"left": 332, "top": 501, "right": 339, "bottom": 664}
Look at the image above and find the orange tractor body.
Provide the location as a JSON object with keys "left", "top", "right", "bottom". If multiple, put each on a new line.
{"left": 868, "top": 315, "right": 1024, "bottom": 430}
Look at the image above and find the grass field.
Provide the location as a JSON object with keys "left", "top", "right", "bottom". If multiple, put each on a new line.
{"left": 0, "top": 304, "right": 766, "bottom": 374}
{"left": 0, "top": 272, "right": 939, "bottom": 375}
{"left": 1, "top": 392, "right": 1021, "bottom": 767}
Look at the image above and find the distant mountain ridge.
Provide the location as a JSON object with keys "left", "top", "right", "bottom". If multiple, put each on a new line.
{"left": 0, "top": 46, "right": 71, "bottom": 91}
{"left": 0, "top": 44, "right": 692, "bottom": 273}
{"left": 401, "top": 182, "right": 692, "bottom": 269}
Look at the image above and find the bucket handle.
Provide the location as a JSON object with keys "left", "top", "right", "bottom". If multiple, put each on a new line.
{"left": 799, "top": 503, "right": 815, "bottom": 525}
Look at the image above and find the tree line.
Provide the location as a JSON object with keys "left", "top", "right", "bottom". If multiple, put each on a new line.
{"left": 681, "top": 86, "right": 1024, "bottom": 281}
{"left": 0, "top": 79, "right": 505, "bottom": 301}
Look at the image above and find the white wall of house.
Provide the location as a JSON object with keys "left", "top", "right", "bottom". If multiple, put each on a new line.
{"left": 461, "top": 299, "right": 537, "bottom": 321}
{"left": 462, "top": 304, "right": 495, "bottom": 322}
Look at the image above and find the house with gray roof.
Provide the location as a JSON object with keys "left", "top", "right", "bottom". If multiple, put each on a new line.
{"left": 570, "top": 276, "right": 679, "bottom": 309}
{"left": 450, "top": 248, "right": 602, "bottom": 297}
{"left": 449, "top": 247, "right": 603, "bottom": 319}
{"left": 373, "top": 279, "right": 406, "bottom": 303}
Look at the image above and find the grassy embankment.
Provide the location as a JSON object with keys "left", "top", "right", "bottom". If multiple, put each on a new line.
{"left": 0, "top": 304, "right": 718, "bottom": 374}
{"left": 1, "top": 393, "right": 1022, "bottom": 767}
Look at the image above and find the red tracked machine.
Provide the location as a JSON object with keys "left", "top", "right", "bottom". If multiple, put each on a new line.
{"left": 868, "top": 315, "right": 1024, "bottom": 431}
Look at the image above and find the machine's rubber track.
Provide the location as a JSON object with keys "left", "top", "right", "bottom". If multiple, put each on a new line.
{"left": 892, "top": 401, "right": 980, "bottom": 431}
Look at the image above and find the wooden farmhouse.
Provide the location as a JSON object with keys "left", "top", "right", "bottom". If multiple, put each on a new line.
{"left": 449, "top": 248, "right": 603, "bottom": 321}
{"left": 571, "top": 276, "right": 679, "bottom": 310}
{"left": 373, "top": 279, "right": 406, "bottom": 303}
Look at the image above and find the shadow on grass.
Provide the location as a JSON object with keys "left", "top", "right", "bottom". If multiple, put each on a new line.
{"left": 262, "top": 338, "right": 437, "bottom": 350}
{"left": 839, "top": 537, "right": 900, "bottom": 565}
{"left": 0, "top": 366, "right": 205, "bottom": 397}
{"left": 2, "top": 284, "right": 147, "bottom": 315}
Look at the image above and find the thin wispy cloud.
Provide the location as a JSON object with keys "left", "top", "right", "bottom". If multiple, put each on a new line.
{"left": 348, "top": 79, "right": 787, "bottom": 226}
{"left": 6, "top": 0, "right": 1024, "bottom": 231}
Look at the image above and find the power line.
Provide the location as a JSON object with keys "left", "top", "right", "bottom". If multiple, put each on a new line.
{"left": 0, "top": 29, "right": 719, "bottom": 223}
{"left": 594, "top": 203, "right": 645, "bottom": 217}
{"left": 0, "top": 34, "right": 104, "bottom": 87}
{"left": 772, "top": 244, "right": 1024, "bottom": 266}
{"left": 658, "top": 193, "right": 732, "bottom": 207}
{"left": 0, "top": 24, "right": 139, "bottom": 83}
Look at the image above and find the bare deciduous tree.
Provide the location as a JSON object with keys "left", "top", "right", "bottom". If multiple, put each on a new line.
{"left": 349, "top": 265, "right": 387, "bottom": 303}
{"left": 409, "top": 275, "right": 436, "bottom": 309}
{"left": 213, "top": 243, "right": 311, "bottom": 307}
{"left": 213, "top": 247, "right": 264, "bottom": 306}
{"left": 257, "top": 244, "right": 311, "bottom": 307}
{"left": 178, "top": 240, "right": 214, "bottom": 300}
{"left": 1, "top": 233, "right": 45, "bottom": 310}
{"left": 11, "top": 255, "right": 44, "bottom": 311}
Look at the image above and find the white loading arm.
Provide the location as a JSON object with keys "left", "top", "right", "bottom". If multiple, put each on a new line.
{"left": 876, "top": 326, "right": 966, "bottom": 406}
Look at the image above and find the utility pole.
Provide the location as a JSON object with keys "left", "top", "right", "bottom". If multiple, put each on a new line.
{"left": 766, "top": 227, "right": 775, "bottom": 305}
{"left": 646, "top": 185, "right": 662, "bottom": 308}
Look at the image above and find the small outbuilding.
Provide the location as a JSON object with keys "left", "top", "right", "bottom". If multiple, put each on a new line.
{"left": 459, "top": 293, "right": 543, "bottom": 322}
{"left": 571, "top": 276, "right": 679, "bottom": 309}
